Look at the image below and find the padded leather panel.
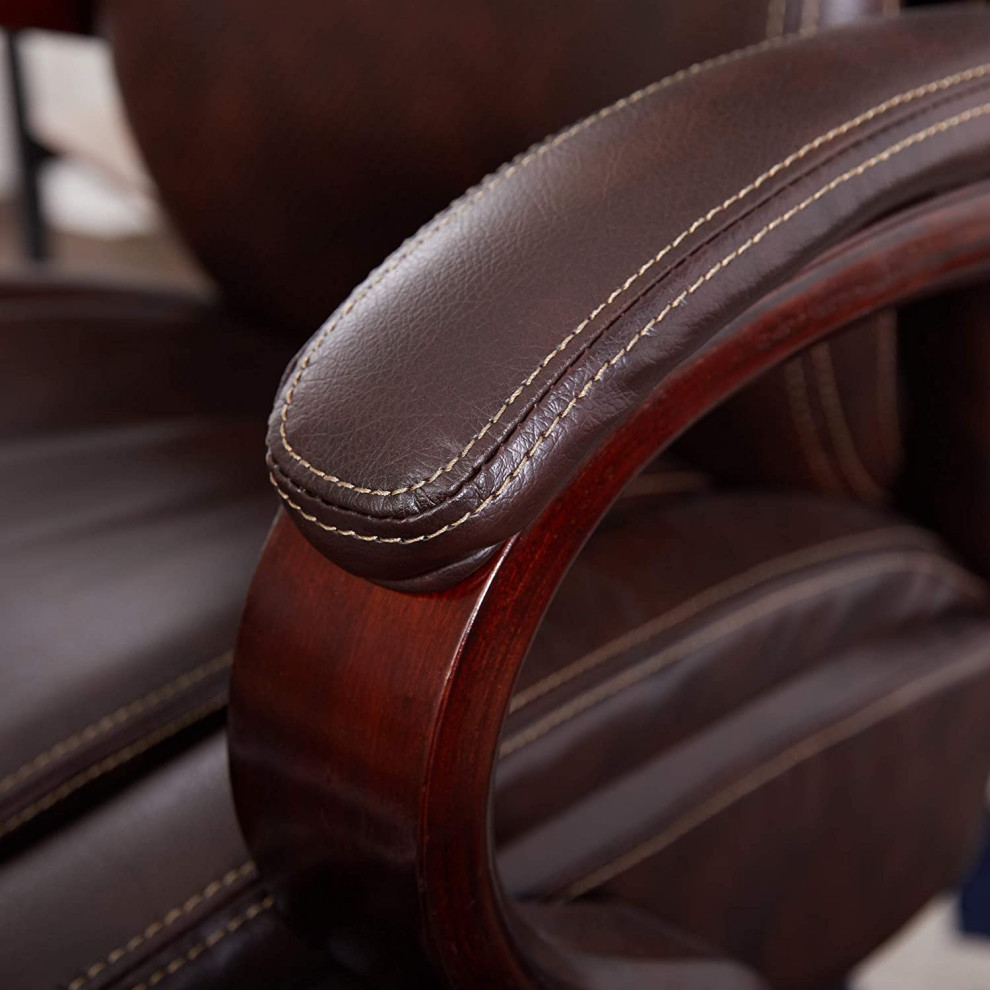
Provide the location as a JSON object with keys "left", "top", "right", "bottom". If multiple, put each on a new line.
{"left": 496, "top": 490, "right": 990, "bottom": 986}
{"left": 677, "top": 310, "right": 903, "bottom": 503}
{"left": 103, "top": 0, "right": 896, "bottom": 337}
{"left": 0, "top": 735, "right": 354, "bottom": 990}
{"left": 0, "top": 283, "right": 288, "bottom": 845}
{"left": 671, "top": 2, "right": 906, "bottom": 506}
{"left": 497, "top": 490, "right": 979, "bottom": 843}
{"left": 102, "top": 0, "right": 827, "bottom": 335}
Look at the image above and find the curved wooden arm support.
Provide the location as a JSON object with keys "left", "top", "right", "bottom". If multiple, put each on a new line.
{"left": 230, "top": 182, "right": 990, "bottom": 988}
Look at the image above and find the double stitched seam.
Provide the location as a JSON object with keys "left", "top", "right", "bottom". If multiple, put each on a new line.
{"left": 276, "top": 60, "right": 989, "bottom": 505}
{"left": 557, "top": 637, "right": 990, "bottom": 901}
{"left": 67, "top": 862, "right": 256, "bottom": 990}
{"left": 0, "top": 696, "right": 225, "bottom": 839}
{"left": 0, "top": 652, "right": 231, "bottom": 797}
{"left": 124, "top": 896, "right": 274, "bottom": 990}
{"left": 278, "top": 34, "right": 822, "bottom": 496}
{"left": 273, "top": 97, "right": 990, "bottom": 544}
{"left": 784, "top": 358, "right": 843, "bottom": 491}
{"left": 499, "top": 552, "right": 985, "bottom": 758}
{"left": 508, "top": 526, "right": 928, "bottom": 714}
{"left": 810, "top": 342, "right": 888, "bottom": 501}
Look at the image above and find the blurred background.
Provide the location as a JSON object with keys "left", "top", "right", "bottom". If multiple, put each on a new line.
{"left": 0, "top": 28, "right": 206, "bottom": 289}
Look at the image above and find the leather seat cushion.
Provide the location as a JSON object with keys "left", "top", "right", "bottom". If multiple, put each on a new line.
{"left": 0, "top": 282, "right": 291, "bottom": 846}
{"left": 0, "top": 734, "right": 357, "bottom": 990}
{"left": 3, "top": 484, "right": 988, "bottom": 988}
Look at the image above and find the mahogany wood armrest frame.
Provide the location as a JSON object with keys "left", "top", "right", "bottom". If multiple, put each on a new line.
{"left": 231, "top": 10, "right": 990, "bottom": 987}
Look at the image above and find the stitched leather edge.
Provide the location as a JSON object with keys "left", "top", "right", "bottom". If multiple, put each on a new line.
{"left": 123, "top": 895, "right": 275, "bottom": 990}
{"left": 809, "top": 342, "right": 888, "bottom": 500}
{"left": 508, "top": 525, "right": 930, "bottom": 713}
{"left": 784, "top": 356, "right": 843, "bottom": 491}
{"left": 0, "top": 652, "right": 231, "bottom": 796}
{"left": 67, "top": 862, "right": 256, "bottom": 990}
{"left": 279, "top": 33, "right": 842, "bottom": 494}
{"left": 558, "top": 636, "right": 990, "bottom": 900}
{"left": 499, "top": 551, "right": 986, "bottom": 757}
{"left": 273, "top": 98, "right": 990, "bottom": 544}
{"left": 0, "top": 696, "right": 225, "bottom": 840}
{"left": 276, "top": 60, "right": 990, "bottom": 502}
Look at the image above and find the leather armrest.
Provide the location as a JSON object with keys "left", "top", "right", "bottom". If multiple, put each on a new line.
{"left": 267, "top": 6, "right": 990, "bottom": 587}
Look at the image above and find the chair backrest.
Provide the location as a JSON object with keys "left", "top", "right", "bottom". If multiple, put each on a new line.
{"left": 100, "top": 0, "right": 894, "bottom": 333}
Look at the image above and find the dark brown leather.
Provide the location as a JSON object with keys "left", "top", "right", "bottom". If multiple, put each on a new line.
{"left": 265, "top": 9, "right": 990, "bottom": 585}
{"left": 496, "top": 491, "right": 974, "bottom": 843}
{"left": 505, "top": 620, "right": 990, "bottom": 988}
{"left": 0, "top": 280, "right": 287, "bottom": 845}
{"left": 99, "top": 0, "right": 901, "bottom": 336}
{"left": 498, "top": 493, "right": 990, "bottom": 987}
{"left": 98, "top": 0, "right": 831, "bottom": 334}
{"left": 677, "top": 310, "right": 904, "bottom": 502}
{"left": 670, "top": 1, "right": 906, "bottom": 505}
{"left": 0, "top": 734, "right": 358, "bottom": 990}
{"left": 7, "top": 484, "right": 984, "bottom": 989}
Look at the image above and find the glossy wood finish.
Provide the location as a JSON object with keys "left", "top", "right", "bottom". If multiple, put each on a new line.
{"left": 230, "top": 181, "right": 990, "bottom": 989}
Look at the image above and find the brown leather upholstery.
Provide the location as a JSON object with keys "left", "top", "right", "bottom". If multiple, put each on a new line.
{"left": 0, "top": 280, "right": 288, "bottom": 845}
{"left": 6, "top": 488, "right": 988, "bottom": 988}
{"left": 266, "top": 10, "right": 990, "bottom": 585}
{"left": 499, "top": 491, "right": 990, "bottom": 985}
{"left": 99, "top": 0, "right": 828, "bottom": 334}
{"left": 4, "top": 1, "right": 990, "bottom": 988}
{"left": 676, "top": 310, "right": 904, "bottom": 502}
{"left": 667, "top": 0, "right": 907, "bottom": 506}
{"left": 0, "top": 735, "right": 346, "bottom": 990}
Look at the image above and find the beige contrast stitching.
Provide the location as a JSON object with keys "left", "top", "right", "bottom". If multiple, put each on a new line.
{"left": 783, "top": 356, "right": 843, "bottom": 491}
{"left": 278, "top": 62, "right": 990, "bottom": 500}
{"left": 297, "top": 27, "right": 990, "bottom": 505}
{"left": 125, "top": 896, "right": 274, "bottom": 990}
{"left": 499, "top": 551, "right": 985, "bottom": 758}
{"left": 810, "top": 343, "right": 888, "bottom": 501}
{"left": 508, "top": 526, "right": 925, "bottom": 714}
{"left": 274, "top": 98, "right": 990, "bottom": 544}
{"left": 766, "top": 0, "right": 788, "bottom": 39}
{"left": 0, "top": 697, "right": 225, "bottom": 839}
{"left": 279, "top": 35, "right": 814, "bottom": 496}
{"left": 0, "top": 652, "right": 231, "bottom": 797}
{"left": 67, "top": 862, "right": 256, "bottom": 990}
{"left": 558, "top": 638, "right": 990, "bottom": 901}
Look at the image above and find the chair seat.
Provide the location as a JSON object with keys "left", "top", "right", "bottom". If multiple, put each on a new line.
{"left": 0, "top": 281, "right": 289, "bottom": 846}
{"left": 3, "top": 468, "right": 988, "bottom": 987}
